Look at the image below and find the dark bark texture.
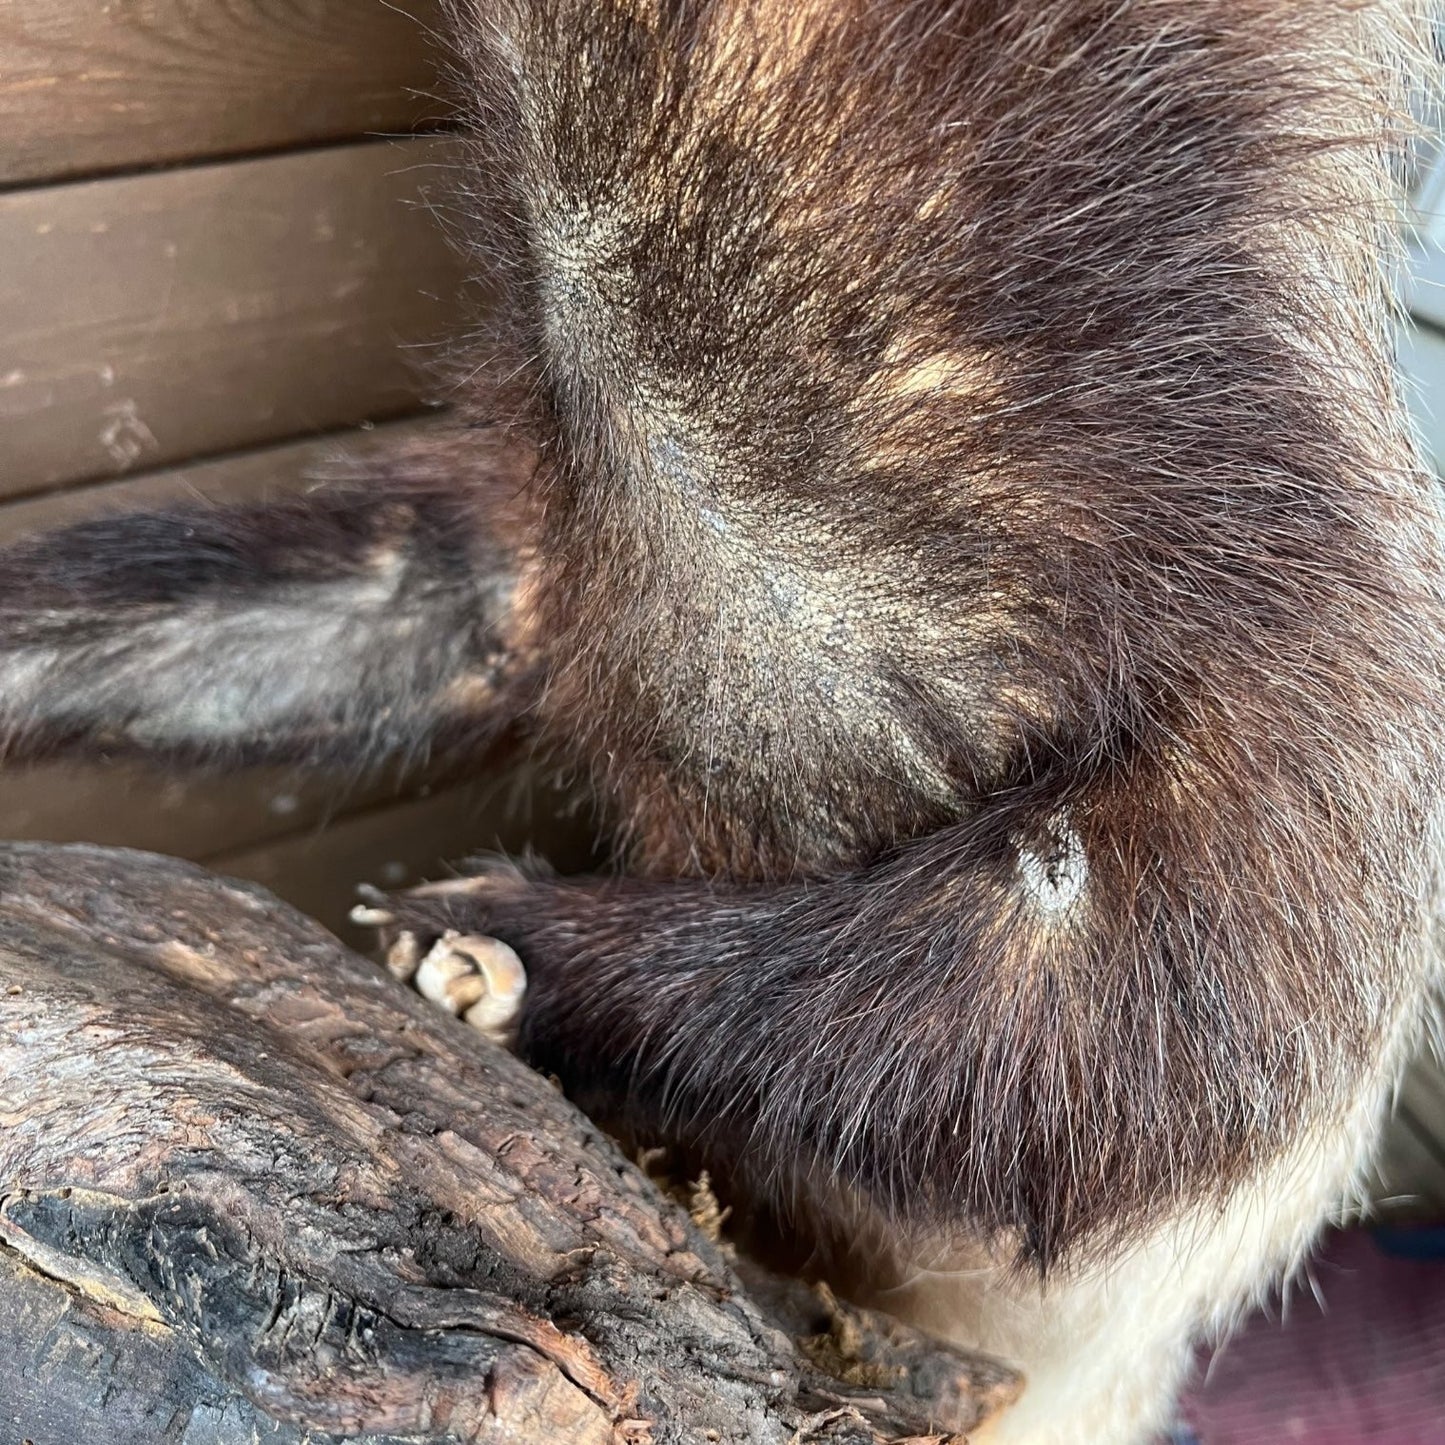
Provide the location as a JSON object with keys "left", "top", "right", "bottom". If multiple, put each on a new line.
{"left": 0, "top": 842, "right": 1017, "bottom": 1445}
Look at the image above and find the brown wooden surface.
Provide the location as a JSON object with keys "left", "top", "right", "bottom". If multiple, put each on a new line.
{"left": 0, "top": 756, "right": 374, "bottom": 864}
{"left": 0, "top": 0, "right": 449, "bottom": 186}
{"left": 1, "top": 136, "right": 471, "bottom": 499}
{"left": 214, "top": 770, "right": 603, "bottom": 945}
{"left": 0, "top": 842, "right": 1020, "bottom": 1444}
{"left": 0, "top": 408, "right": 447, "bottom": 540}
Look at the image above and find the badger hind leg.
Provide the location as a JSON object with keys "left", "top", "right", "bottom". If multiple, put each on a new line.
{"left": 0, "top": 440, "right": 541, "bottom": 775}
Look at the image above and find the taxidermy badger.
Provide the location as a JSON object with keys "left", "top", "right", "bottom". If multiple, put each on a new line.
{"left": 3, "top": 0, "right": 1444, "bottom": 1439}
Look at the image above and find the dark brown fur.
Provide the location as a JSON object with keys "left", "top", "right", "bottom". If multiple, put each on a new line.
{"left": 2, "top": 1, "right": 1442, "bottom": 1436}
{"left": 410, "top": 0, "right": 1445, "bottom": 1263}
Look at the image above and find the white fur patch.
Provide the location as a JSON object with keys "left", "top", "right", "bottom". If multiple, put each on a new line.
{"left": 1017, "top": 815, "right": 1087, "bottom": 918}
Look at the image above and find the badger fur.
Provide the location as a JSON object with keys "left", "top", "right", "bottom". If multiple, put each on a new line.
{"left": 3, "top": 1, "right": 1444, "bottom": 1439}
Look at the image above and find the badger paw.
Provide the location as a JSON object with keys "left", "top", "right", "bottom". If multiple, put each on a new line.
{"left": 350, "top": 901, "right": 527, "bottom": 1048}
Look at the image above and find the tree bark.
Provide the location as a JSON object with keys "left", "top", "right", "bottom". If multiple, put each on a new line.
{"left": 0, "top": 843, "right": 1018, "bottom": 1445}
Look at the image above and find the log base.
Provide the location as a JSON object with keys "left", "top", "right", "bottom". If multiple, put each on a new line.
{"left": 0, "top": 843, "right": 1018, "bottom": 1444}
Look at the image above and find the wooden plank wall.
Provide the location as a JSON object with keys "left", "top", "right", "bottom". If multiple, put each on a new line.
{"left": 0, "top": 0, "right": 590, "bottom": 943}
{"left": 0, "top": 0, "right": 452, "bottom": 183}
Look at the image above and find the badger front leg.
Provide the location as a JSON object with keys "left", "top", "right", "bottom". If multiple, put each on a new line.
{"left": 367, "top": 731, "right": 1432, "bottom": 1442}
{"left": 0, "top": 434, "right": 542, "bottom": 773}
{"left": 372, "top": 740, "right": 1421, "bottom": 1267}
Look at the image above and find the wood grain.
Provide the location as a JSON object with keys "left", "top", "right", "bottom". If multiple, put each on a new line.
{"left": 0, "top": 0, "right": 450, "bottom": 186}
{"left": 0, "top": 409, "right": 448, "bottom": 542}
{"left": 0, "top": 842, "right": 1021, "bottom": 1444}
{"left": 0, "top": 137, "right": 472, "bottom": 499}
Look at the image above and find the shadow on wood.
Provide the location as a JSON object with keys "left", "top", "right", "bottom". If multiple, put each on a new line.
{"left": 0, "top": 843, "right": 1018, "bottom": 1444}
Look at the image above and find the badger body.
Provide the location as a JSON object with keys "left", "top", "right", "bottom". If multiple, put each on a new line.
{"left": 3, "top": 2, "right": 1444, "bottom": 1440}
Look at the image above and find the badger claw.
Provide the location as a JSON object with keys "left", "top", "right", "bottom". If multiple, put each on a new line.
{"left": 384, "top": 928, "right": 423, "bottom": 982}
{"left": 413, "top": 931, "right": 527, "bottom": 1044}
{"left": 349, "top": 903, "right": 396, "bottom": 928}
{"left": 353, "top": 887, "right": 528, "bottom": 1046}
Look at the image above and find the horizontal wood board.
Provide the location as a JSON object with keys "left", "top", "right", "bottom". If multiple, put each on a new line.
{"left": 215, "top": 771, "right": 601, "bottom": 944}
{"left": 0, "top": 136, "right": 472, "bottom": 499}
{"left": 0, "top": 409, "right": 448, "bottom": 541}
{"left": 0, "top": 0, "right": 450, "bottom": 186}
